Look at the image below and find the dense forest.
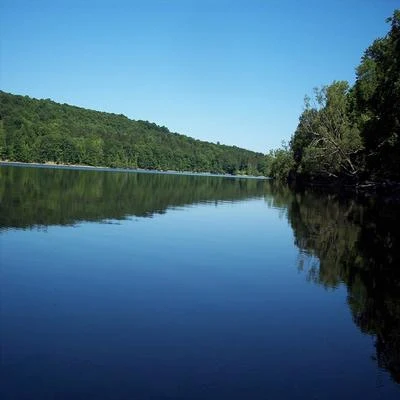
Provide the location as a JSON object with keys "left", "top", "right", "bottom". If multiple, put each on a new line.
{"left": 1, "top": 10, "right": 398, "bottom": 184}
{"left": 0, "top": 93, "right": 267, "bottom": 176}
{"left": 266, "top": 10, "right": 400, "bottom": 186}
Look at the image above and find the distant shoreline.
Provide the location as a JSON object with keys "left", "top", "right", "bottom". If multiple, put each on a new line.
{"left": 0, "top": 160, "right": 268, "bottom": 180}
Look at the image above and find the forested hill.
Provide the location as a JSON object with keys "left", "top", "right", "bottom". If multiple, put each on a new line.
{"left": 0, "top": 91, "right": 267, "bottom": 175}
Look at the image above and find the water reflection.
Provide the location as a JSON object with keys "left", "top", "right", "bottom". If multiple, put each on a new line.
{"left": 1, "top": 165, "right": 399, "bottom": 387}
{"left": 0, "top": 165, "right": 266, "bottom": 230}
{"left": 275, "top": 186, "right": 400, "bottom": 384}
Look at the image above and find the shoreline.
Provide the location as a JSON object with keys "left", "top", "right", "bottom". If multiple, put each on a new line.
{"left": 0, "top": 160, "right": 268, "bottom": 180}
{"left": 290, "top": 177, "right": 400, "bottom": 204}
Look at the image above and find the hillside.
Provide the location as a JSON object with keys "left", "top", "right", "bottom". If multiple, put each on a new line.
{"left": 0, "top": 91, "right": 267, "bottom": 175}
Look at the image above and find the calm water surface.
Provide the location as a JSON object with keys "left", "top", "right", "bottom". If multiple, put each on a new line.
{"left": 1, "top": 165, "right": 399, "bottom": 399}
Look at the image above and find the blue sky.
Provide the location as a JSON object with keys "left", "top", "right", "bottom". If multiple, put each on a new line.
{"left": 0, "top": 0, "right": 397, "bottom": 153}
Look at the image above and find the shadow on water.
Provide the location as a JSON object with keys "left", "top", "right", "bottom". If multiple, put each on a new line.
{"left": 265, "top": 183, "right": 400, "bottom": 385}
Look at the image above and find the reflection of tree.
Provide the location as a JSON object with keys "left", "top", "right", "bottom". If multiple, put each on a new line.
{"left": 350, "top": 203, "right": 400, "bottom": 384}
{"left": 0, "top": 165, "right": 267, "bottom": 230}
{"left": 281, "top": 188, "right": 400, "bottom": 384}
{"left": 289, "top": 193, "right": 361, "bottom": 288}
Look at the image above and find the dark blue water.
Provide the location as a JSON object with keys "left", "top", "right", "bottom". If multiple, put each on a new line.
{"left": 1, "top": 165, "right": 399, "bottom": 399}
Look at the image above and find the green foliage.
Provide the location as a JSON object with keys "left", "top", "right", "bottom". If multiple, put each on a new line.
{"left": 353, "top": 9, "right": 400, "bottom": 179}
{"left": 271, "top": 9, "right": 400, "bottom": 184}
{"left": 266, "top": 144, "right": 294, "bottom": 181}
{"left": 291, "top": 81, "right": 363, "bottom": 179}
{"left": 0, "top": 121, "right": 6, "bottom": 159}
{"left": 0, "top": 91, "right": 267, "bottom": 176}
{"left": 290, "top": 108, "right": 319, "bottom": 166}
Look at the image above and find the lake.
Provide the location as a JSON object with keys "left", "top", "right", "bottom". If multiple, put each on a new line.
{"left": 1, "top": 164, "right": 399, "bottom": 399}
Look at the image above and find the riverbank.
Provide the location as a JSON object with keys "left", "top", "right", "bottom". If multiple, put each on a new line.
{"left": 290, "top": 176, "right": 400, "bottom": 204}
{"left": 0, "top": 160, "right": 268, "bottom": 180}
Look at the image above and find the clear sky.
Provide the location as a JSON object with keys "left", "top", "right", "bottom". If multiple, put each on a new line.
{"left": 0, "top": 0, "right": 398, "bottom": 153}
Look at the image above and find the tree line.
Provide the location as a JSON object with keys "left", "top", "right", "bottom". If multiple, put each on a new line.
{"left": 0, "top": 93, "right": 267, "bottom": 176}
{"left": 1, "top": 10, "right": 397, "bottom": 183}
{"left": 266, "top": 10, "right": 400, "bottom": 185}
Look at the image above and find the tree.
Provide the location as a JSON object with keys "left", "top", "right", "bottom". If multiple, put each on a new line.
{"left": 290, "top": 108, "right": 319, "bottom": 168}
{"left": 291, "top": 81, "right": 363, "bottom": 180}
{"left": 353, "top": 9, "right": 400, "bottom": 180}
{"left": 0, "top": 120, "right": 7, "bottom": 159}
{"left": 267, "top": 142, "right": 294, "bottom": 181}
{"left": 0, "top": 90, "right": 268, "bottom": 175}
